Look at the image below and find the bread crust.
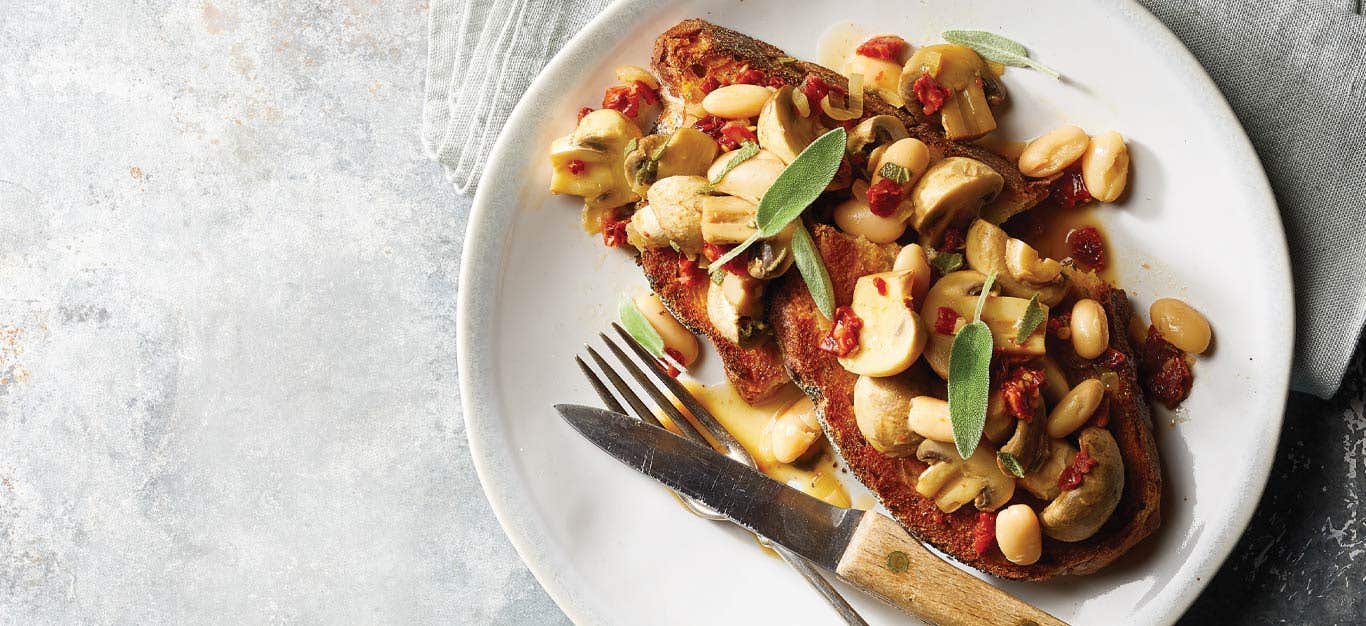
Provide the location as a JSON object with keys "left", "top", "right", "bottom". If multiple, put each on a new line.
{"left": 768, "top": 225, "right": 1162, "bottom": 580}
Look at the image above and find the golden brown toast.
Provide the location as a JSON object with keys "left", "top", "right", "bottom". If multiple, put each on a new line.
{"left": 640, "top": 19, "right": 1051, "bottom": 404}
{"left": 768, "top": 224, "right": 1162, "bottom": 579}
{"left": 651, "top": 19, "right": 1051, "bottom": 222}
{"left": 639, "top": 248, "right": 790, "bottom": 403}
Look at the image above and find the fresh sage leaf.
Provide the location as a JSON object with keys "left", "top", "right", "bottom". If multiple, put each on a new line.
{"left": 709, "top": 141, "right": 760, "bottom": 184}
{"left": 948, "top": 321, "right": 994, "bottom": 459}
{"left": 998, "top": 451, "right": 1025, "bottom": 478}
{"left": 930, "top": 251, "right": 963, "bottom": 274}
{"left": 1014, "top": 293, "right": 1046, "bottom": 345}
{"left": 942, "top": 30, "right": 1060, "bottom": 79}
{"left": 708, "top": 128, "right": 847, "bottom": 271}
{"left": 618, "top": 296, "right": 665, "bottom": 357}
{"left": 624, "top": 137, "right": 638, "bottom": 156}
{"left": 790, "top": 221, "right": 835, "bottom": 319}
{"left": 878, "top": 162, "right": 910, "bottom": 185}
{"left": 649, "top": 130, "right": 675, "bottom": 161}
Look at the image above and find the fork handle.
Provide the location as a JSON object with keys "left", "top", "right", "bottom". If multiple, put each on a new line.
{"left": 835, "top": 512, "right": 1067, "bottom": 626}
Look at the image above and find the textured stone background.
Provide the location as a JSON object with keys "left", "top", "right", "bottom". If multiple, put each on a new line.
{"left": 0, "top": 1, "right": 1359, "bottom": 624}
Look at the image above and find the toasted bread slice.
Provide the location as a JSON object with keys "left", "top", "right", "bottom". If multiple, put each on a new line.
{"left": 640, "top": 19, "right": 1050, "bottom": 403}
{"left": 639, "top": 248, "right": 790, "bottom": 403}
{"left": 651, "top": 19, "right": 1051, "bottom": 222}
{"left": 768, "top": 224, "right": 1162, "bottom": 579}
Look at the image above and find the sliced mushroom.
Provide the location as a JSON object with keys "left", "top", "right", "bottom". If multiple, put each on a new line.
{"left": 721, "top": 272, "right": 764, "bottom": 318}
{"left": 1018, "top": 439, "right": 1077, "bottom": 501}
{"left": 900, "top": 44, "right": 998, "bottom": 141}
{"left": 910, "top": 157, "right": 1003, "bottom": 247}
{"left": 915, "top": 440, "right": 1015, "bottom": 513}
{"left": 706, "top": 278, "right": 764, "bottom": 347}
{"left": 853, "top": 368, "right": 937, "bottom": 457}
{"left": 1041, "top": 427, "right": 1124, "bottom": 542}
{"left": 983, "top": 389, "right": 1013, "bottom": 444}
{"left": 624, "top": 128, "right": 719, "bottom": 195}
{"left": 919, "top": 270, "right": 1044, "bottom": 379}
{"left": 964, "top": 219, "right": 1069, "bottom": 306}
{"left": 548, "top": 109, "right": 643, "bottom": 210}
{"left": 848, "top": 115, "right": 910, "bottom": 165}
{"left": 642, "top": 176, "right": 710, "bottom": 253}
{"left": 706, "top": 149, "right": 786, "bottom": 204}
{"left": 838, "top": 270, "right": 928, "bottom": 377}
{"left": 700, "top": 195, "right": 758, "bottom": 244}
{"left": 997, "top": 398, "right": 1050, "bottom": 475}
{"left": 757, "top": 86, "right": 820, "bottom": 164}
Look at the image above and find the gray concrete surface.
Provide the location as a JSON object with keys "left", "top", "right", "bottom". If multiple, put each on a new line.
{"left": 0, "top": 1, "right": 1359, "bottom": 624}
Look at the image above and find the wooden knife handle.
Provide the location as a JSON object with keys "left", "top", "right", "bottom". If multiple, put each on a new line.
{"left": 835, "top": 512, "right": 1067, "bottom": 626}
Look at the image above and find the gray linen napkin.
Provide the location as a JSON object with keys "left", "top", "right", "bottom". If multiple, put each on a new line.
{"left": 424, "top": 0, "right": 1366, "bottom": 398}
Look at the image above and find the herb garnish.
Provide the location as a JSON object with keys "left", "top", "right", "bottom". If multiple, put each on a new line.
{"left": 707, "top": 128, "right": 847, "bottom": 273}
{"left": 998, "top": 451, "right": 1025, "bottom": 478}
{"left": 942, "top": 30, "right": 1060, "bottom": 79}
{"left": 886, "top": 550, "right": 911, "bottom": 573}
{"left": 618, "top": 296, "right": 665, "bottom": 357}
{"left": 709, "top": 141, "right": 760, "bottom": 185}
{"left": 624, "top": 137, "right": 639, "bottom": 156}
{"left": 878, "top": 162, "right": 910, "bottom": 186}
{"left": 1014, "top": 293, "right": 1045, "bottom": 345}
{"left": 789, "top": 221, "right": 836, "bottom": 319}
{"left": 948, "top": 270, "right": 997, "bottom": 459}
{"left": 930, "top": 251, "right": 963, "bottom": 274}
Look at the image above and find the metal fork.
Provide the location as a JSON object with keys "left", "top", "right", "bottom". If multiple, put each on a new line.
{"left": 575, "top": 323, "right": 869, "bottom": 626}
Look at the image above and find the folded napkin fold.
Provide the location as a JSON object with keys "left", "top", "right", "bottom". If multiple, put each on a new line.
{"left": 425, "top": 0, "right": 1366, "bottom": 399}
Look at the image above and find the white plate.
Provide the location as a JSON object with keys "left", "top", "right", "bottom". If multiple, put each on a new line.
{"left": 458, "top": 1, "right": 1293, "bottom": 623}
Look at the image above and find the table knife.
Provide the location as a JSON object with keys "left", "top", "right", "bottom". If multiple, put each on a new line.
{"left": 555, "top": 404, "right": 1066, "bottom": 626}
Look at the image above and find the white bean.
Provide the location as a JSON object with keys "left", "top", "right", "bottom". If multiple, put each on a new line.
{"left": 633, "top": 293, "right": 699, "bottom": 366}
{"left": 1149, "top": 297, "right": 1211, "bottom": 354}
{"left": 1047, "top": 379, "right": 1105, "bottom": 438}
{"left": 995, "top": 504, "right": 1043, "bottom": 565}
{"left": 1018, "top": 125, "right": 1089, "bottom": 178}
{"left": 1070, "top": 299, "right": 1110, "bottom": 360}
{"left": 702, "top": 84, "right": 774, "bottom": 120}
{"left": 1081, "top": 131, "right": 1129, "bottom": 202}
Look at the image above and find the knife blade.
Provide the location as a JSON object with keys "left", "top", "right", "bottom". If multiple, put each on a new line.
{"left": 555, "top": 404, "right": 1067, "bottom": 626}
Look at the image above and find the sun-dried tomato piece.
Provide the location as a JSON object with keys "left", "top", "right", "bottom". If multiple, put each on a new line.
{"left": 1051, "top": 167, "right": 1093, "bottom": 210}
{"left": 1000, "top": 365, "right": 1045, "bottom": 420}
{"left": 735, "top": 68, "right": 766, "bottom": 85}
{"left": 934, "top": 306, "right": 960, "bottom": 335}
{"left": 865, "top": 178, "right": 904, "bottom": 217}
{"left": 873, "top": 277, "right": 888, "bottom": 296}
{"left": 694, "top": 114, "right": 737, "bottom": 148}
{"left": 940, "top": 227, "right": 966, "bottom": 253}
{"left": 800, "top": 74, "right": 846, "bottom": 108}
{"left": 856, "top": 35, "right": 908, "bottom": 62}
{"left": 1098, "top": 348, "right": 1128, "bottom": 370}
{"left": 1058, "top": 448, "right": 1099, "bottom": 491}
{"left": 566, "top": 159, "right": 586, "bottom": 175}
{"left": 660, "top": 347, "right": 685, "bottom": 377}
{"left": 602, "top": 217, "right": 629, "bottom": 248}
{"left": 603, "top": 81, "right": 659, "bottom": 119}
{"left": 972, "top": 511, "right": 997, "bottom": 557}
{"left": 766, "top": 74, "right": 788, "bottom": 89}
{"left": 1138, "top": 327, "right": 1193, "bottom": 409}
{"left": 676, "top": 256, "right": 704, "bottom": 285}
{"left": 576, "top": 107, "right": 594, "bottom": 122}
{"left": 1067, "top": 225, "right": 1107, "bottom": 270}
{"left": 912, "top": 73, "right": 950, "bottom": 116}
{"left": 719, "top": 122, "right": 757, "bottom": 150}
{"left": 819, "top": 306, "right": 864, "bottom": 357}
{"left": 699, "top": 75, "right": 721, "bottom": 94}
{"left": 634, "top": 80, "right": 659, "bottom": 105}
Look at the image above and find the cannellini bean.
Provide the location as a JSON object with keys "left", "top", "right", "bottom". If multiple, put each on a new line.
{"left": 633, "top": 293, "right": 700, "bottom": 367}
{"left": 1070, "top": 299, "right": 1110, "bottom": 360}
{"left": 1150, "top": 298, "right": 1211, "bottom": 354}
{"left": 1047, "top": 379, "right": 1105, "bottom": 438}
{"left": 1018, "top": 125, "right": 1089, "bottom": 178}
{"left": 1081, "top": 131, "right": 1129, "bottom": 202}
{"left": 834, "top": 183, "right": 907, "bottom": 244}
{"left": 614, "top": 65, "right": 659, "bottom": 90}
{"left": 871, "top": 138, "right": 930, "bottom": 190}
{"left": 702, "top": 84, "right": 775, "bottom": 120}
{"left": 770, "top": 397, "right": 822, "bottom": 463}
{"left": 995, "top": 504, "right": 1043, "bottom": 565}
{"left": 893, "top": 244, "right": 932, "bottom": 304}
{"left": 906, "top": 396, "right": 955, "bottom": 443}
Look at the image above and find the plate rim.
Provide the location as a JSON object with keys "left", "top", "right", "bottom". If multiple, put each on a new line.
{"left": 456, "top": 0, "right": 1294, "bottom": 623}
